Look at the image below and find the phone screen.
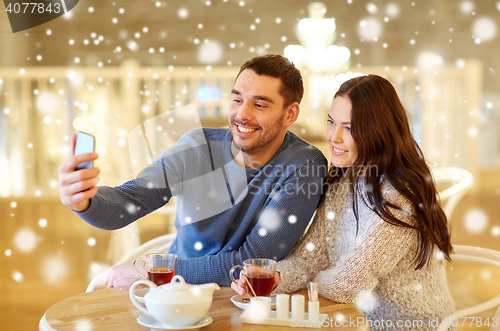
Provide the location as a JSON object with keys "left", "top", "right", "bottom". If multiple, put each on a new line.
{"left": 75, "top": 131, "right": 95, "bottom": 170}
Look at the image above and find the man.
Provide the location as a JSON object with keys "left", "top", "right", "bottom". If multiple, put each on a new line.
{"left": 58, "top": 54, "right": 327, "bottom": 287}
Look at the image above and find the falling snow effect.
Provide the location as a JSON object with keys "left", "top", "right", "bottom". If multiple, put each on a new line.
{"left": 12, "top": 271, "right": 24, "bottom": 283}
{"left": 416, "top": 51, "right": 444, "bottom": 71}
{"left": 413, "top": 283, "right": 423, "bottom": 293}
{"left": 42, "top": 256, "right": 68, "bottom": 283}
{"left": 463, "top": 208, "right": 488, "bottom": 233}
{"left": 355, "top": 291, "right": 378, "bottom": 312}
{"left": 259, "top": 209, "right": 281, "bottom": 231}
{"left": 357, "top": 18, "right": 382, "bottom": 41}
{"left": 1, "top": 2, "right": 500, "bottom": 329}
{"left": 126, "top": 203, "right": 138, "bottom": 214}
{"left": 194, "top": 242, "right": 203, "bottom": 251}
{"left": 326, "top": 211, "right": 335, "bottom": 220}
{"left": 482, "top": 269, "right": 492, "bottom": 280}
{"left": 126, "top": 40, "right": 139, "bottom": 52}
{"left": 14, "top": 228, "right": 38, "bottom": 253}
{"left": 74, "top": 319, "right": 93, "bottom": 331}
{"left": 472, "top": 17, "right": 497, "bottom": 42}
{"left": 459, "top": 1, "right": 475, "bottom": 14}
{"left": 435, "top": 250, "right": 445, "bottom": 261}
{"left": 198, "top": 40, "right": 224, "bottom": 64}
{"left": 385, "top": 3, "right": 400, "bottom": 17}
{"left": 36, "top": 91, "right": 58, "bottom": 114}
{"left": 365, "top": 3, "right": 378, "bottom": 15}
{"left": 178, "top": 8, "right": 189, "bottom": 19}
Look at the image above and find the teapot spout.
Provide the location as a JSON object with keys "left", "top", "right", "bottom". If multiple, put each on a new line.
{"left": 191, "top": 283, "right": 220, "bottom": 298}
{"left": 199, "top": 283, "right": 220, "bottom": 291}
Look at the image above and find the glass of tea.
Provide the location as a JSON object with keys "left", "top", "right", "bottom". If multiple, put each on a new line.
{"left": 133, "top": 253, "right": 177, "bottom": 286}
{"left": 229, "top": 258, "right": 277, "bottom": 297}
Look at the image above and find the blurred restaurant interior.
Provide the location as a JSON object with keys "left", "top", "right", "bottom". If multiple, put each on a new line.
{"left": 1, "top": 0, "right": 500, "bottom": 330}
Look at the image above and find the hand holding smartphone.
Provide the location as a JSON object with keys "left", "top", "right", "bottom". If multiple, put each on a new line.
{"left": 58, "top": 131, "right": 99, "bottom": 212}
{"left": 75, "top": 131, "right": 96, "bottom": 170}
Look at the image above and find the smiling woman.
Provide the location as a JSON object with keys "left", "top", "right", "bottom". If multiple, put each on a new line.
{"left": 272, "top": 75, "right": 456, "bottom": 331}
{"left": 326, "top": 95, "right": 358, "bottom": 168}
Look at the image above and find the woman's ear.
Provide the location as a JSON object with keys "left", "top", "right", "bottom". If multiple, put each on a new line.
{"left": 282, "top": 102, "right": 300, "bottom": 127}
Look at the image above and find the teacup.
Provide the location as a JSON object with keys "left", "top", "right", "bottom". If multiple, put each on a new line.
{"left": 133, "top": 253, "right": 177, "bottom": 286}
{"left": 229, "top": 258, "right": 277, "bottom": 297}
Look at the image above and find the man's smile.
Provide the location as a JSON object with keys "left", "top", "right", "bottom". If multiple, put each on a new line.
{"left": 237, "top": 125, "right": 258, "bottom": 133}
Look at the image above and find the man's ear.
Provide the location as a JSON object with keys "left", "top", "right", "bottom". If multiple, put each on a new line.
{"left": 282, "top": 102, "right": 300, "bottom": 127}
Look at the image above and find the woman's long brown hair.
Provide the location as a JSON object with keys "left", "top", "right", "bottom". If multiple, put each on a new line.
{"left": 326, "top": 74, "right": 452, "bottom": 269}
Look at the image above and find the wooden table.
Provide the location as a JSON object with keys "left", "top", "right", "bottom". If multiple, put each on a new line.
{"left": 40, "top": 287, "right": 369, "bottom": 330}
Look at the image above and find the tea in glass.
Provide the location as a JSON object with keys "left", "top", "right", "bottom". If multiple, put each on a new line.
{"left": 229, "top": 258, "right": 277, "bottom": 297}
{"left": 133, "top": 253, "right": 177, "bottom": 286}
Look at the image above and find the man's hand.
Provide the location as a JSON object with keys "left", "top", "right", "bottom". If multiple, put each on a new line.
{"left": 58, "top": 133, "right": 100, "bottom": 212}
{"left": 103, "top": 262, "right": 145, "bottom": 288}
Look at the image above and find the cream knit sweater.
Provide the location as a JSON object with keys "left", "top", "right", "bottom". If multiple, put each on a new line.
{"left": 276, "top": 176, "right": 455, "bottom": 331}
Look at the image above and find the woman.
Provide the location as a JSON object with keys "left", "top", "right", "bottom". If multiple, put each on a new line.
{"left": 232, "top": 75, "right": 455, "bottom": 330}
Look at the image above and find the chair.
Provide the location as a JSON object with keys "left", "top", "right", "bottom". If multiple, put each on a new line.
{"left": 86, "top": 233, "right": 177, "bottom": 292}
{"left": 104, "top": 200, "right": 177, "bottom": 265}
{"left": 431, "top": 167, "right": 474, "bottom": 219}
{"left": 437, "top": 245, "right": 500, "bottom": 331}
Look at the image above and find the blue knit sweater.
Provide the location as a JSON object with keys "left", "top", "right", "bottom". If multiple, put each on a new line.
{"left": 77, "top": 128, "right": 327, "bottom": 285}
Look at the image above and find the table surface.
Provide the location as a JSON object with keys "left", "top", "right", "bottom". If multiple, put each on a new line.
{"left": 40, "top": 287, "right": 369, "bottom": 330}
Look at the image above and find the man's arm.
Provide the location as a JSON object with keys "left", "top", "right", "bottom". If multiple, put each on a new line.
{"left": 175, "top": 158, "right": 327, "bottom": 286}
{"left": 73, "top": 132, "right": 209, "bottom": 230}
{"left": 74, "top": 158, "right": 174, "bottom": 230}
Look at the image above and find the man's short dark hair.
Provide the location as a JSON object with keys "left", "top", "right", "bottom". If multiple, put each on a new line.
{"left": 236, "top": 54, "right": 304, "bottom": 108}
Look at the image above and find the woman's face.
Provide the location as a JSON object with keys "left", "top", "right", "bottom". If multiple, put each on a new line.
{"left": 325, "top": 96, "right": 358, "bottom": 168}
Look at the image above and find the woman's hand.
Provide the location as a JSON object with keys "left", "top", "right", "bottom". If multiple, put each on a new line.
{"left": 230, "top": 271, "right": 281, "bottom": 296}
{"left": 230, "top": 275, "right": 248, "bottom": 296}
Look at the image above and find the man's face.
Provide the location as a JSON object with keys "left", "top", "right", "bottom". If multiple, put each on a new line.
{"left": 228, "top": 69, "right": 287, "bottom": 156}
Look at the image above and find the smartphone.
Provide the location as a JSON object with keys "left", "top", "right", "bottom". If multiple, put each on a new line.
{"left": 75, "top": 131, "right": 95, "bottom": 170}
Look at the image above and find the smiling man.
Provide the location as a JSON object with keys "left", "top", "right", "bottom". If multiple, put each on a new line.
{"left": 58, "top": 54, "right": 327, "bottom": 286}
{"left": 229, "top": 68, "right": 295, "bottom": 167}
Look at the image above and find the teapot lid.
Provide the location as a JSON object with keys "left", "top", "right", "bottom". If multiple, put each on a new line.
{"left": 145, "top": 275, "right": 192, "bottom": 304}
{"left": 145, "top": 275, "right": 218, "bottom": 305}
{"left": 157, "top": 275, "right": 191, "bottom": 291}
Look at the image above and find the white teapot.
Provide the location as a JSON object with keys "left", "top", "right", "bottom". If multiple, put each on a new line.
{"left": 129, "top": 275, "right": 220, "bottom": 328}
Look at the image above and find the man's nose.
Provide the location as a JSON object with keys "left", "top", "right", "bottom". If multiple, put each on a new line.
{"left": 236, "top": 101, "right": 253, "bottom": 122}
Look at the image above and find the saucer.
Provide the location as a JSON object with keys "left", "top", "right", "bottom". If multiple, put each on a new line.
{"left": 133, "top": 287, "right": 149, "bottom": 303}
{"left": 137, "top": 314, "right": 213, "bottom": 330}
{"left": 231, "top": 294, "right": 276, "bottom": 310}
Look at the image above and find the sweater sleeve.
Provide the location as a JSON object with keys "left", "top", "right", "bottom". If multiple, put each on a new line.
{"left": 75, "top": 160, "right": 173, "bottom": 230}
{"left": 273, "top": 200, "right": 331, "bottom": 293}
{"left": 74, "top": 133, "right": 202, "bottom": 230}
{"left": 314, "top": 189, "right": 418, "bottom": 305}
{"left": 174, "top": 158, "right": 327, "bottom": 286}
